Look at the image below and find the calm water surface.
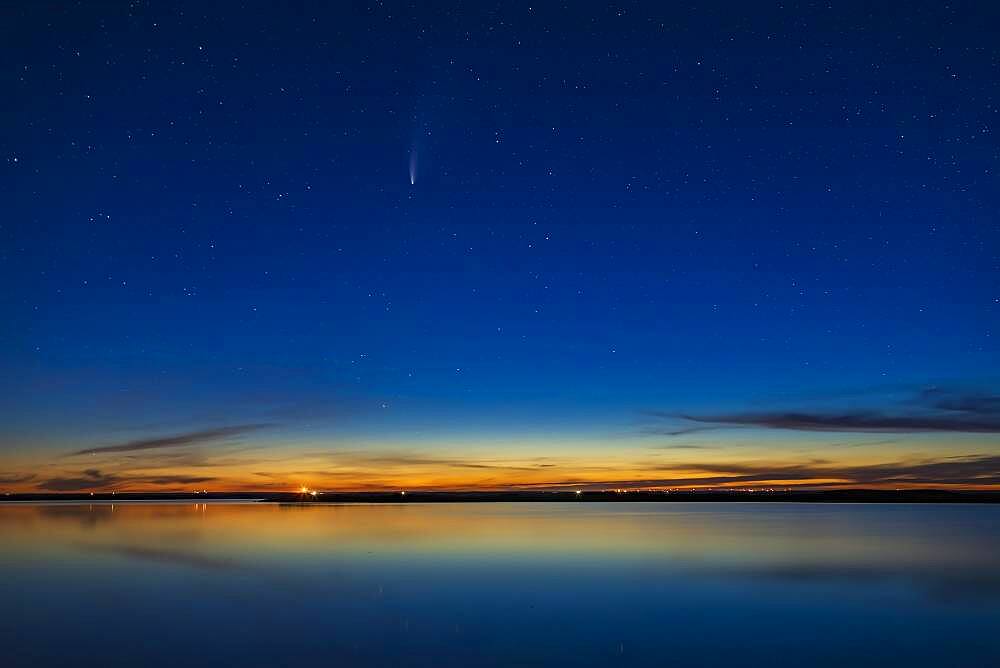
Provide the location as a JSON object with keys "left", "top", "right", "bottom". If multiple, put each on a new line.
{"left": 1, "top": 502, "right": 998, "bottom": 666}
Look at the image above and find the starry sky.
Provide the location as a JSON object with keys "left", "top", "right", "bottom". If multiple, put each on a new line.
{"left": 2, "top": 1, "right": 999, "bottom": 492}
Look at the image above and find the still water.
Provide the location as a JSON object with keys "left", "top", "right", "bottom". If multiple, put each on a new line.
{"left": 1, "top": 502, "right": 998, "bottom": 667}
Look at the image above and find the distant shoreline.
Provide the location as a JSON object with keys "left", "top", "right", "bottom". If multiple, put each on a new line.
{"left": 2, "top": 489, "right": 999, "bottom": 504}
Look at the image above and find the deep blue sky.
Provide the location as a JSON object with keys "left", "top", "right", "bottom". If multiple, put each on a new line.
{"left": 1, "top": 2, "right": 998, "bottom": 490}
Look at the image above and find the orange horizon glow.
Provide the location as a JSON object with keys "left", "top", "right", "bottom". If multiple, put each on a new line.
{"left": 3, "top": 434, "right": 998, "bottom": 494}
{"left": 2, "top": 468, "right": 997, "bottom": 494}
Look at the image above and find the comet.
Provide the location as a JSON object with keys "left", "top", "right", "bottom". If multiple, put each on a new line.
{"left": 408, "top": 149, "right": 417, "bottom": 185}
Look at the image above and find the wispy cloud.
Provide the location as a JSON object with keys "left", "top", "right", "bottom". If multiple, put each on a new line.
{"left": 0, "top": 473, "right": 36, "bottom": 485}
{"left": 638, "top": 422, "right": 730, "bottom": 437}
{"left": 294, "top": 450, "right": 563, "bottom": 472}
{"left": 657, "top": 388, "right": 1000, "bottom": 435}
{"left": 346, "top": 452, "right": 558, "bottom": 471}
{"left": 502, "top": 454, "right": 1000, "bottom": 490}
{"left": 69, "top": 424, "right": 275, "bottom": 456}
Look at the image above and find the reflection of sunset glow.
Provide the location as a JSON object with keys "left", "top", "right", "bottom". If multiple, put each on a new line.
{"left": 1, "top": 502, "right": 995, "bottom": 574}
{"left": 2, "top": 502, "right": 998, "bottom": 664}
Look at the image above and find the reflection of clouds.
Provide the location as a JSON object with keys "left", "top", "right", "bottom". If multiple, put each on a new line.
{"left": 694, "top": 561, "right": 1000, "bottom": 604}
{"left": 83, "top": 542, "right": 244, "bottom": 571}
{"left": 6, "top": 503, "right": 998, "bottom": 609}
{"left": 5, "top": 502, "right": 240, "bottom": 532}
{"left": 38, "top": 504, "right": 117, "bottom": 529}
{"left": 73, "top": 537, "right": 361, "bottom": 610}
{"left": 85, "top": 536, "right": 1000, "bottom": 605}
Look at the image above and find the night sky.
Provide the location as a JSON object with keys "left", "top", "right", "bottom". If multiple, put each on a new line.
{"left": 2, "top": 1, "right": 999, "bottom": 492}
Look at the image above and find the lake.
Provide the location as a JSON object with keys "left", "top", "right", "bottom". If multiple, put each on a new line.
{"left": 1, "top": 502, "right": 998, "bottom": 666}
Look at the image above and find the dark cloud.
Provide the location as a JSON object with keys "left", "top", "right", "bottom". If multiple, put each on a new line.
{"left": 680, "top": 411, "right": 1000, "bottom": 433}
{"left": 36, "top": 470, "right": 218, "bottom": 491}
{"left": 915, "top": 388, "right": 1000, "bottom": 414}
{"left": 140, "top": 475, "right": 218, "bottom": 485}
{"left": 69, "top": 424, "right": 275, "bottom": 456}
{"left": 37, "top": 469, "right": 122, "bottom": 491}
{"left": 660, "top": 388, "right": 1000, "bottom": 435}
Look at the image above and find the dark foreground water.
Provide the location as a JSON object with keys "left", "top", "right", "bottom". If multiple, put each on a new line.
{"left": 1, "top": 502, "right": 998, "bottom": 667}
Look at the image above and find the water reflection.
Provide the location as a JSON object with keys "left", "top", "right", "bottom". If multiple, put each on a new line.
{"left": 1, "top": 502, "right": 998, "bottom": 667}
{"left": 79, "top": 542, "right": 245, "bottom": 571}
